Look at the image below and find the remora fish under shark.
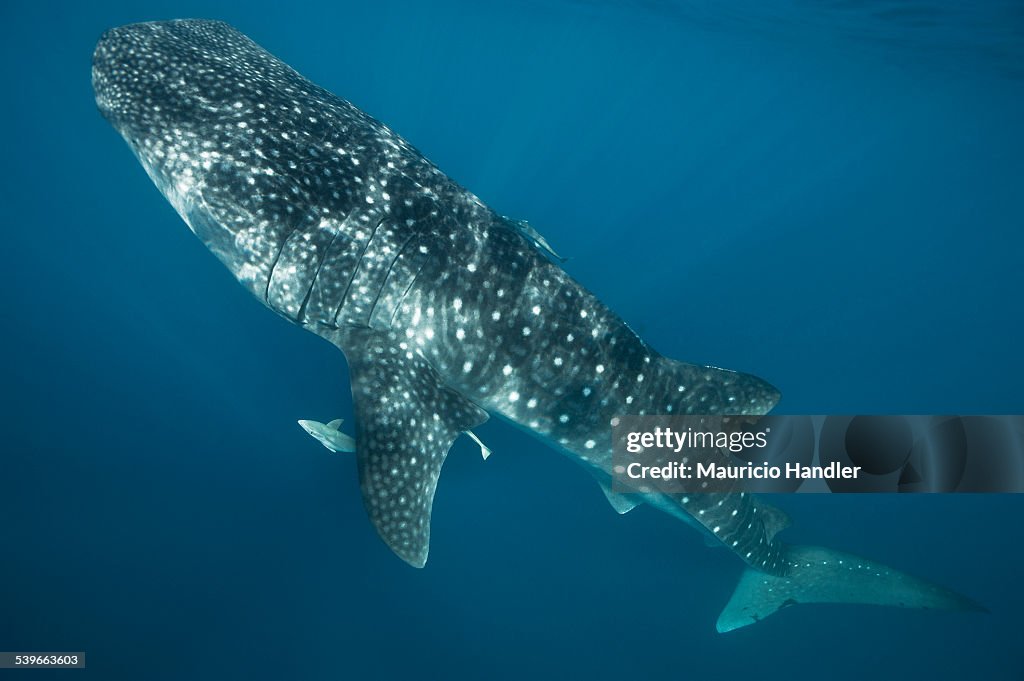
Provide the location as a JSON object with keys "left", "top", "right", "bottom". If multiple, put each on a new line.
{"left": 93, "top": 20, "right": 983, "bottom": 631}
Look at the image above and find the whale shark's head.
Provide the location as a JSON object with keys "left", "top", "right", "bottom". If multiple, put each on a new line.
{"left": 93, "top": 20, "right": 338, "bottom": 302}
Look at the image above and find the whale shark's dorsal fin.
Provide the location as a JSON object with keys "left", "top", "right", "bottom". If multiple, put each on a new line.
{"left": 346, "top": 329, "right": 488, "bottom": 567}
{"left": 505, "top": 217, "right": 566, "bottom": 262}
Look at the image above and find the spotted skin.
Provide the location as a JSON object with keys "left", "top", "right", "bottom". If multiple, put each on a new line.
{"left": 94, "top": 20, "right": 982, "bottom": 628}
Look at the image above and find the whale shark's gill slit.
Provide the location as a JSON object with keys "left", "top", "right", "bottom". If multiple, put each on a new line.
{"left": 264, "top": 218, "right": 304, "bottom": 305}
{"left": 389, "top": 254, "right": 429, "bottom": 330}
{"left": 366, "top": 230, "right": 418, "bottom": 327}
{"left": 296, "top": 226, "right": 344, "bottom": 323}
{"left": 332, "top": 214, "right": 385, "bottom": 325}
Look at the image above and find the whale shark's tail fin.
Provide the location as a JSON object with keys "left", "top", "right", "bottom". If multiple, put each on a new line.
{"left": 716, "top": 545, "right": 986, "bottom": 632}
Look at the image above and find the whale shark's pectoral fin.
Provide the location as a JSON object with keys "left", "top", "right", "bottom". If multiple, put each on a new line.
{"left": 347, "top": 336, "right": 488, "bottom": 567}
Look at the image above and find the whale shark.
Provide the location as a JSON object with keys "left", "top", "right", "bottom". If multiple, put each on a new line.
{"left": 93, "top": 19, "right": 983, "bottom": 631}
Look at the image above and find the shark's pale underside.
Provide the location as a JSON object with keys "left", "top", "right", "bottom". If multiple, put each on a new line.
{"left": 93, "top": 20, "right": 983, "bottom": 631}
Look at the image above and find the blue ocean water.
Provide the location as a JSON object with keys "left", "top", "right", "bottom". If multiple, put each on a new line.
{"left": 1, "top": 0, "right": 1022, "bottom": 678}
